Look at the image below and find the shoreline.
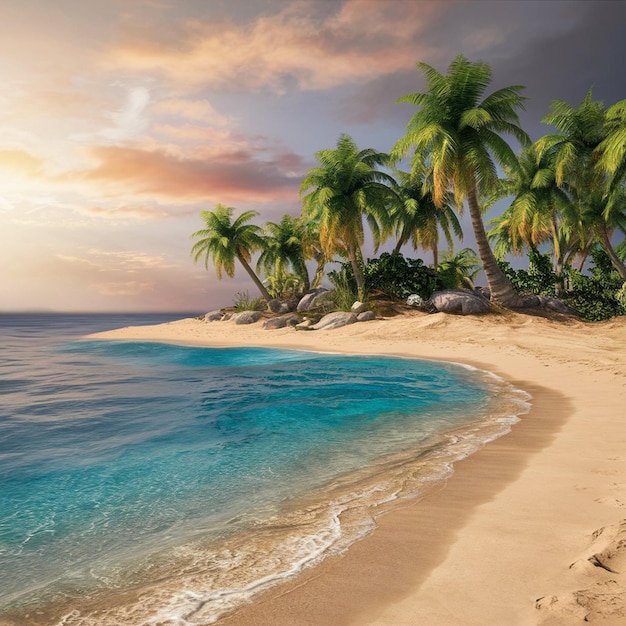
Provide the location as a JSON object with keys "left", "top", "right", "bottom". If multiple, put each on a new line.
{"left": 87, "top": 311, "right": 626, "bottom": 624}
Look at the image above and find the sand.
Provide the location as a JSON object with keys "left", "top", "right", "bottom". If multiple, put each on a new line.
{"left": 90, "top": 310, "right": 626, "bottom": 625}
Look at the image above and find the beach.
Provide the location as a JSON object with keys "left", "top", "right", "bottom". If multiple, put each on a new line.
{"left": 89, "top": 310, "right": 626, "bottom": 625}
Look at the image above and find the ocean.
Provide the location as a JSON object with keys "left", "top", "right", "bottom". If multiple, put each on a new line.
{"left": 0, "top": 313, "right": 529, "bottom": 625}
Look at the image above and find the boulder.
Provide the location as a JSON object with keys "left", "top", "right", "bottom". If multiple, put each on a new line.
{"left": 263, "top": 314, "right": 300, "bottom": 329}
{"left": 267, "top": 299, "right": 283, "bottom": 313}
{"left": 204, "top": 310, "right": 224, "bottom": 322}
{"left": 431, "top": 289, "right": 491, "bottom": 315}
{"left": 535, "top": 295, "right": 579, "bottom": 315}
{"left": 232, "top": 310, "right": 263, "bottom": 325}
{"left": 267, "top": 299, "right": 298, "bottom": 314}
{"left": 311, "top": 311, "right": 357, "bottom": 330}
{"left": 351, "top": 301, "right": 368, "bottom": 314}
{"left": 357, "top": 310, "right": 376, "bottom": 322}
{"left": 297, "top": 289, "right": 334, "bottom": 312}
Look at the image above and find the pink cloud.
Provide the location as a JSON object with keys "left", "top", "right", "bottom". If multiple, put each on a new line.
{"left": 68, "top": 145, "right": 303, "bottom": 204}
{"left": 107, "top": 0, "right": 442, "bottom": 91}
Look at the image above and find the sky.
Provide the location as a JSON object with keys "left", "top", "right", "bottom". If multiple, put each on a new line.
{"left": 1, "top": 0, "right": 625, "bottom": 313}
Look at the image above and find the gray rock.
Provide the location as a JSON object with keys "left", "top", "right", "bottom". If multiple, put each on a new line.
{"left": 204, "top": 310, "right": 224, "bottom": 322}
{"left": 431, "top": 289, "right": 491, "bottom": 315}
{"left": 267, "top": 299, "right": 283, "bottom": 314}
{"left": 311, "top": 311, "right": 357, "bottom": 330}
{"left": 297, "top": 289, "right": 334, "bottom": 312}
{"left": 221, "top": 312, "right": 233, "bottom": 321}
{"left": 357, "top": 310, "right": 376, "bottom": 322}
{"left": 406, "top": 294, "right": 425, "bottom": 307}
{"left": 351, "top": 301, "right": 367, "bottom": 314}
{"left": 263, "top": 314, "right": 300, "bottom": 329}
{"left": 535, "top": 295, "right": 579, "bottom": 315}
{"left": 232, "top": 310, "right": 263, "bottom": 325}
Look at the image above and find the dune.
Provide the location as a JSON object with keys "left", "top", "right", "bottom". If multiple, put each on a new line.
{"left": 90, "top": 310, "right": 626, "bottom": 625}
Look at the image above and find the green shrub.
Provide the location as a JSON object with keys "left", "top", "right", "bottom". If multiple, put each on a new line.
{"left": 232, "top": 291, "right": 266, "bottom": 312}
{"left": 363, "top": 253, "right": 439, "bottom": 299}
{"left": 327, "top": 267, "right": 359, "bottom": 310}
{"left": 498, "top": 247, "right": 626, "bottom": 321}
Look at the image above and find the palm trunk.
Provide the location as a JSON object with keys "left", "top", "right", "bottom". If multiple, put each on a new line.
{"left": 294, "top": 258, "right": 310, "bottom": 292}
{"left": 466, "top": 183, "right": 525, "bottom": 307}
{"left": 312, "top": 253, "right": 326, "bottom": 289}
{"left": 237, "top": 254, "right": 272, "bottom": 301}
{"left": 598, "top": 225, "right": 626, "bottom": 280}
{"left": 432, "top": 244, "right": 439, "bottom": 269}
{"left": 348, "top": 243, "right": 366, "bottom": 302}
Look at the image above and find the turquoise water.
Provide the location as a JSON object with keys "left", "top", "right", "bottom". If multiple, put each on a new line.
{"left": 0, "top": 315, "right": 528, "bottom": 625}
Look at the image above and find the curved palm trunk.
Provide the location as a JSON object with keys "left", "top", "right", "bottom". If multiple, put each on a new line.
{"left": 348, "top": 243, "right": 366, "bottom": 302}
{"left": 237, "top": 254, "right": 272, "bottom": 301}
{"left": 598, "top": 225, "right": 626, "bottom": 280}
{"left": 467, "top": 183, "right": 526, "bottom": 307}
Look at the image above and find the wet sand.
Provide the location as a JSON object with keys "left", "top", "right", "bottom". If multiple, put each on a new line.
{"left": 90, "top": 310, "right": 626, "bottom": 625}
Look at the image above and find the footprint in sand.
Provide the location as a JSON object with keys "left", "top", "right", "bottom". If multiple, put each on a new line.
{"left": 595, "top": 496, "right": 626, "bottom": 508}
{"left": 536, "top": 520, "right": 626, "bottom": 623}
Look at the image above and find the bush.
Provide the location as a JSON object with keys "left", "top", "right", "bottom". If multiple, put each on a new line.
{"left": 327, "top": 267, "right": 358, "bottom": 310}
{"left": 363, "top": 252, "right": 440, "bottom": 299}
{"left": 498, "top": 247, "right": 626, "bottom": 321}
{"left": 232, "top": 291, "right": 266, "bottom": 312}
{"left": 498, "top": 248, "right": 559, "bottom": 296}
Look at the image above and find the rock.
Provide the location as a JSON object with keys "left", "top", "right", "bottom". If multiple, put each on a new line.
{"left": 351, "top": 301, "right": 367, "bottom": 314}
{"left": 263, "top": 314, "right": 300, "bottom": 329}
{"left": 295, "top": 319, "right": 314, "bottom": 330}
{"left": 406, "top": 294, "right": 425, "bottom": 307}
{"left": 267, "top": 299, "right": 283, "bottom": 313}
{"left": 221, "top": 312, "right": 233, "bottom": 321}
{"left": 297, "top": 289, "right": 334, "bottom": 312}
{"left": 204, "top": 310, "right": 224, "bottom": 321}
{"left": 232, "top": 310, "right": 263, "bottom": 325}
{"left": 311, "top": 311, "right": 357, "bottom": 330}
{"left": 431, "top": 289, "right": 491, "bottom": 315}
{"left": 357, "top": 311, "right": 376, "bottom": 322}
{"left": 535, "top": 295, "right": 579, "bottom": 315}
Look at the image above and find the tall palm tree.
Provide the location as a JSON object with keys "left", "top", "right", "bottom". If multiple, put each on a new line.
{"left": 392, "top": 54, "right": 531, "bottom": 307}
{"left": 257, "top": 214, "right": 311, "bottom": 293}
{"left": 487, "top": 146, "right": 577, "bottom": 275}
{"left": 390, "top": 170, "right": 462, "bottom": 267}
{"left": 300, "top": 133, "right": 397, "bottom": 301}
{"left": 536, "top": 89, "right": 626, "bottom": 279}
{"left": 191, "top": 204, "right": 271, "bottom": 301}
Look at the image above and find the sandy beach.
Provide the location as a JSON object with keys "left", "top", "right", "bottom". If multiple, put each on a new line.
{"left": 90, "top": 310, "right": 626, "bottom": 625}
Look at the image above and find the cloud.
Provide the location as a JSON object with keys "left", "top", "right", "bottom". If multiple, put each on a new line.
{"left": 107, "top": 0, "right": 442, "bottom": 92}
{"left": 0, "top": 149, "right": 45, "bottom": 177}
{"left": 153, "top": 98, "right": 232, "bottom": 126}
{"left": 86, "top": 204, "right": 179, "bottom": 219}
{"left": 68, "top": 144, "right": 303, "bottom": 204}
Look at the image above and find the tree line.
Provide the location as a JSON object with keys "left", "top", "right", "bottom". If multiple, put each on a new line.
{"left": 191, "top": 55, "right": 626, "bottom": 318}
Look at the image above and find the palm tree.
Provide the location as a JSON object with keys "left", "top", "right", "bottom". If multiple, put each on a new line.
{"left": 392, "top": 54, "right": 531, "bottom": 307}
{"left": 257, "top": 214, "right": 311, "bottom": 293}
{"left": 487, "top": 147, "right": 577, "bottom": 275}
{"left": 438, "top": 247, "right": 482, "bottom": 289}
{"left": 300, "top": 133, "right": 397, "bottom": 301}
{"left": 536, "top": 89, "right": 626, "bottom": 279}
{"left": 191, "top": 204, "right": 271, "bottom": 301}
{"left": 390, "top": 170, "right": 462, "bottom": 267}
{"left": 598, "top": 99, "right": 626, "bottom": 195}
